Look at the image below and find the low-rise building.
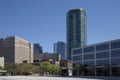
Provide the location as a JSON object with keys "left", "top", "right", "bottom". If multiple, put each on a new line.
{"left": 33, "top": 53, "right": 61, "bottom": 74}
{"left": 60, "top": 60, "right": 72, "bottom": 76}
{"left": 34, "top": 53, "right": 61, "bottom": 65}
{"left": 72, "top": 39, "right": 120, "bottom": 76}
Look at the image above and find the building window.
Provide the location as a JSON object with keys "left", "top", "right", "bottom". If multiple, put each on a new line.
{"left": 83, "top": 46, "right": 94, "bottom": 53}
{"left": 96, "top": 59, "right": 109, "bottom": 66}
{"left": 84, "top": 53, "right": 94, "bottom": 60}
{"left": 96, "top": 51, "right": 109, "bottom": 59}
{"left": 111, "top": 58, "right": 120, "bottom": 65}
{"left": 112, "top": 67, "right": 120, "bottom": 76}
{"left": 73, "top": 55, "right": 82, "bottom": 61}
{"left": 84, "top": 61, "right": 95, "bottom": 67}
{"left": 111, "top": 41, "right": 120, "bottom": 49}
{"left": 96, "top": 43, "right": 109, "bottom": 51}
{"left": 111, "top": 50, "right": 120, "bottom": 57}
{"left": 73, "top": 48, "right": 82, "bottom": 55}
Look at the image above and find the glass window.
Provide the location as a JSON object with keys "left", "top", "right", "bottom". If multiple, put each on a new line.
{"left": 84, "top": 53, "right": 94, "bottom": 60}
{"left": 111, "top": 58, "right": 120, "bottom": 65}
{"left": 96, "top": 59, "right": 109, "bottom": 66}
{"left": 84, "top": 61, "right": 95, "bottom": 67}
{"left": 111, "top": 50, "right": 120, "bottom": 57}
{"left": 83, "top": 46, "right": 94, "bottom": 53}
{"left": 73, "top": 55, "right": 82, "bottom": 61}
{"left": 73, "top": 48, "right": 82, "bottom": 55}
{"left": 96, "top": 43, "right": 109, "bottom": 51}
{"left": 111, "top": 40, "right": 120, "bottom": 49}
{"left": 96, "top": 51, "right": 109, "bottom": 59}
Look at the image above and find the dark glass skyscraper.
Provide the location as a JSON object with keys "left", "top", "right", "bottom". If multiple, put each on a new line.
{"left": 66, "top": 8, "right": 87, "bottom": 60}
{"left": 54, "top": 41, "right": 66, "bottom": 60}
{"left": 34, "top": 43, "right": 43, "bottom": 54}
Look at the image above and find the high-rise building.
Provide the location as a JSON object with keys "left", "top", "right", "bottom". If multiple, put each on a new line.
{"left": 0, "top": 36, "right": 33, "bottom": 63}
{"left": 66, "top": 8, "right": 87, "bottom": 60}
{"left": 34, "top": 43, "right": 43, "bottom": 54}
{"left": 54, "top": 41, "right": 66, "bottom": 60}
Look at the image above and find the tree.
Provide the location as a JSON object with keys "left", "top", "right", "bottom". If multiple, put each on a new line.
{"left": 50, "top": 64, "right": 60, "bottom": 75}
{"left": 74, "top": 64, "right": 85, "bottom": 76}
{"left": 15, "top": 63, "right": 35, "bottom": 75}
{"left": 5, "top": 63, "right": 35, "bottom": 75}
{"left": 5, "top": 63, "right": 18, "bottom": 75}
{"left": 40, "top": 61, "right": 51, "bottom": 75}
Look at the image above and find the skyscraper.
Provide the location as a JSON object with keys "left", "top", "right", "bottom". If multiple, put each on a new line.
{"left": 34, "top": 43, "right": 43, "bottom": 54}
{"left": 54, "top": 41, "right": 66, "bottom": 60}
{"left": 66, "top": 8, "right": 87, "bottom": 60}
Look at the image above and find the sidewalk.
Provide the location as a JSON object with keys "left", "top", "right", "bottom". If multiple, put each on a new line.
{"left": 71, "top": 76, "right": 120, "bottom": 80}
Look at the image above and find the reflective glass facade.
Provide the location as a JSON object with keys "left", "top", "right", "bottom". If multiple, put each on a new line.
{"left": 53, "top": 41, "right": 66, "bottom": 60}
{"left": 72, "top": 39, "right": 120, "bottom": 76}
{"left": 84, "top": 61, "right": 95, "bottom": 67}
{"left": 96, "top": 43, "right": 109, "bottom": 51}
{"left": 111, "top": 50, "right": 120, "bottom": 57}
{"left": 83, "top": 46, "right": 94, "bottom": 53}
{"left": 111, "top": 40, "right": 120, "bottom": 49}
{"left": 34, "top": 43, "right": 43, "bottom": 54}
{"left": 96, "top": 59, "right": 109, "bottom": 66}
{"left": 73, "top": 48, "right": 82, "bottom": 55}
{"left": 73, "top": 55, "right": 82, "bottom": 61}
{"left": 111, "top": 58, "right": 120, "bottom": 65}
{"left": 67, "top": 8, "right": 86, "bottom": 60}
{"left": 84, "top": 53, "right": 94, "bottom": 60}
{"left": 96, "top": 51, "right": 109, "bottom": 59}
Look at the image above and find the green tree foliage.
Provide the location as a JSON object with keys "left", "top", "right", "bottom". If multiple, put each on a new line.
{"left": 74, "top": 64, "right": 85, "bottom": 76}
{"left": 5, "top": 63, "right": 35, "bottom": 75}
{"left": 40, "top": 61, "right": 51, "bottom": 74}
{"left": 40, "top": 61, "right": 60, "bottom": 75}
{"left": 15, "top": 63, "right": 35, "bottom": 75}
{"left": 5, "top": 63, "right": 18, "bottom": 75}
{"left": 50, "top": 64, "right": 60, "bottom": 75}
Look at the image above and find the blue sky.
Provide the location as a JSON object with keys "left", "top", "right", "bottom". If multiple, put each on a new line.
{"left": 0, "top": 0, "right": 120, "bottom": 52}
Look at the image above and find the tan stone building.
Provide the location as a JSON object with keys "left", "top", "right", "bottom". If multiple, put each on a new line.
{"left": 34, "top": 53, "right": 61, "bottom": 62}
{"left": 0, "top": 36, "right": 33, "bottom": 63}
{"left": 0, "top": 57, "right": 4, "bottom": 68}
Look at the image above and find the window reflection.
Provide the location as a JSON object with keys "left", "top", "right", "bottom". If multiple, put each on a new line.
{"left": 111, "top": 41, "right": 120, "bottom": 49}
{"left": 96, "top": 59, "right": 109, "bottom": 66}
{"left": 96, "top": 43, "right": 109, "bottom": 51}
{"left": 96, "top": 51, "right": 109, "bottom": 59}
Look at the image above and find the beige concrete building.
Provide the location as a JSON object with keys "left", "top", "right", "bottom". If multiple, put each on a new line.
{"left": 0, "top": 57, "right": 4, "bottom": 68}
{"left": 0, "top": 36, "right": 33, "bottom": 63}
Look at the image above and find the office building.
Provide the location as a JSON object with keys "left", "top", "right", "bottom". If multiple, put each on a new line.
{"left": 66, "top": 8, "right": 87, "bottom": 60}
{"left": 72, "top": 39, "right": 120, "bottom": 76}
{"left": 0, "top": 36, "right": 33, "bottom": 63}
{"left": 34, "top": 43, "right": 43, "bottom": 54}
{"left": 54, "top": 41, "right": 66, "bottom": 60}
